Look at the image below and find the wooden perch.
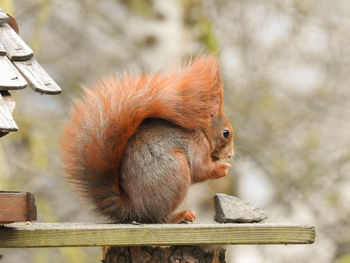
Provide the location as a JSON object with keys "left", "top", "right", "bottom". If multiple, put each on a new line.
{"left": 0, "top": 222, "right": 315, "bottom": 248}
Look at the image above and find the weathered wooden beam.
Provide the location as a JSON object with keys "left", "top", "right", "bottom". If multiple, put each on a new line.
{"left": 0, "top": 41, "right": 5, "bottom": 55}
{"left": 0, "top": 222, "right": 315, "bottom": 248}
{"left": 0, "top": 93, "right": 18, "bottom": 132}
{"left": 0, "top": 23, "right": 33, "bottom": 61}
{"left": 0, "top": 191, "right": 37, "bottom": 224}
{"left": 0, "top": 8, "right": 9, "bottom": 24}
{"left": 14, "top": 58, "right": 62, "bottom": 94}
{"left": 0, "top": 55, "right": 27, "bottom": 90}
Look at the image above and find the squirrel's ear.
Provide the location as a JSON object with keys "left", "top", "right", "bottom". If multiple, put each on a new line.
{"left": 187, "top": 54, "right": 224, "bottom": 118}
{"left": 210, "top": 97, "right": 221, "bottom": 118}
{"left": 211, "top": 66, "right": 224, "bottom": 117}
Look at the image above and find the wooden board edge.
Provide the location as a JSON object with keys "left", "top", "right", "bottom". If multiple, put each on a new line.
{"left": 26, "top": 192, "right": 37, "bottom": 221}
{"left": 13, "top": 58, "right": 62, "bottom": 95}
{"left": 0, "top": 223, "right": 316, "bottom": 248}
{"left": 0, "top": 23, "right": 34, "bottom": 61}
{"left": 0, "top": 55, "right": 28, "bottom": 90}
{"left": 0, "top": 191, "right": 37, "bottom": 224}
{"left": 30, "top": 84, "right": 62, "bottom": 95}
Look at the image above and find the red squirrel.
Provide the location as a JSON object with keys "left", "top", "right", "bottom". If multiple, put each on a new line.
{"left": 61, "top": 55, "right": 234, "bottom": 223}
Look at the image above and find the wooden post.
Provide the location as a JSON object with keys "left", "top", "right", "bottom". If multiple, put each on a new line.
{"left": 102, "top": 246, "right": 226, "bottom": 263}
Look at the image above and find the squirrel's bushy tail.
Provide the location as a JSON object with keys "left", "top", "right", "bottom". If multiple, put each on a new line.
{"left": 61, "top": 55, "right": 223, "bottom": 221}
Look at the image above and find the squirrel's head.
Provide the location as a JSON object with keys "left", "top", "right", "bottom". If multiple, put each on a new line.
{"left": 197, "top": 55, "right": 234, "bottom": 162}
{"left": 209, "top": 113, "right": 234, "bottom": 162}
{"left": 187, "top": 55, "right": 234, "bottom": 163}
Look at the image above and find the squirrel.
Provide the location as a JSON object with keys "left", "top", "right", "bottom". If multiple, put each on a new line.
{"left": 61, "top": 55, "right": 234, "bottom": 223}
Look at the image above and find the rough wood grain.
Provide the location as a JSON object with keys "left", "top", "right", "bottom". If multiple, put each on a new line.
{"left": 26, "top": 192, "right": 37, "bottom": 223}
{"left": 0, "top": 223, "right": 316, "bottom": 248}
{"left": 0, "top": 55, "right": 27, "bottom": 90}
{"left": 0, "top": 191, "right": 37, "bottom": 224}
{"left": 0, "top": 93, "right": 18, "bottom": 132}
{"left": 103, "top": 246, "right": 226, "bottom": 263}
{"left": 0, "top": 23, "right": 33, "bottom": 60}
{"left": 0, "top": 9, "right": 9, "bottom": 24}
{"left": 2, "top": 93, "right": 16, "bottom": 113}
{"left": 0, "top": 42, "right": 5, "bottom": 55}
{"left": 14, "top": 58, "right": 62, "bottom": 94}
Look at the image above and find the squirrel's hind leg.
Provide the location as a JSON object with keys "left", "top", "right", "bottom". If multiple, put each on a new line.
{"left": 120, "top": 143, "right": 193, "bottom": 223}
{"left": 168, "top": 150, "right": 195, "bottom": 223}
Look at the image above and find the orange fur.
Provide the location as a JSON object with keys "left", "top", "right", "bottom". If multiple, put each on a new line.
{"left": 61, "top": 55, "right": 233, "bottom": 223}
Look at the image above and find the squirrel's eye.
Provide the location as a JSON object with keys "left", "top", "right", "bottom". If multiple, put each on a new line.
{"left": 222, "top": 129, "right": 230, "bottom": 139}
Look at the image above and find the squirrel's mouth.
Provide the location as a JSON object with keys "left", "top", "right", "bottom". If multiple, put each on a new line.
{"left": 212, "top": 156, "right": 220, "bottom": 162}
{"left": 211, "top": 156, "right": 231, "bottom": 167}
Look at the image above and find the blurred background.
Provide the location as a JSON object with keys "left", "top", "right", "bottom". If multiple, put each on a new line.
{"left": 0, "top": 0, "right": 350, "bottom": 262}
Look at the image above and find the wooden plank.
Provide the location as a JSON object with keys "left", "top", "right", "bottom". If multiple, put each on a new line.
{"left": 0, "top": 223, "right": 315, "bottom": 248}
{"left": 0, "top": 23, "right": 33, "bottom": 61}
{"left": 0, "top": 43, "right": 5, "bottom": 55}
{"left": 0, "top": 8, "right": 9, "bottom": 24}
{"left": 0, "top": 93, "right": 18, "bottom": 132}
{"left": 0, "top": 191, "right": 37, "bottom": 224}
{"left": 0, "top": 55, "right": 27, "bottom": 90}
{"left": 14, "top": 58, "right": 62, "bottom": 94}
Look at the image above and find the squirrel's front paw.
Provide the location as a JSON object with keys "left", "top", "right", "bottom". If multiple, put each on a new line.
{"left": 170, "top": 209, "right": 196, "bottom": 223}
{"left": 211, "top": 162, "right": 230, "bottom": 179}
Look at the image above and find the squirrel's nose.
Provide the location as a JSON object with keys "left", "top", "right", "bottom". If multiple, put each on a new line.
{"left": 228, "top": 149, "right": 234, "bottom": 159}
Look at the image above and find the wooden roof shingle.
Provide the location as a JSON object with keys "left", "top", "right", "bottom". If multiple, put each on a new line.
{"left": 0, "top": 8, "right": 62, "bottom": 137}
